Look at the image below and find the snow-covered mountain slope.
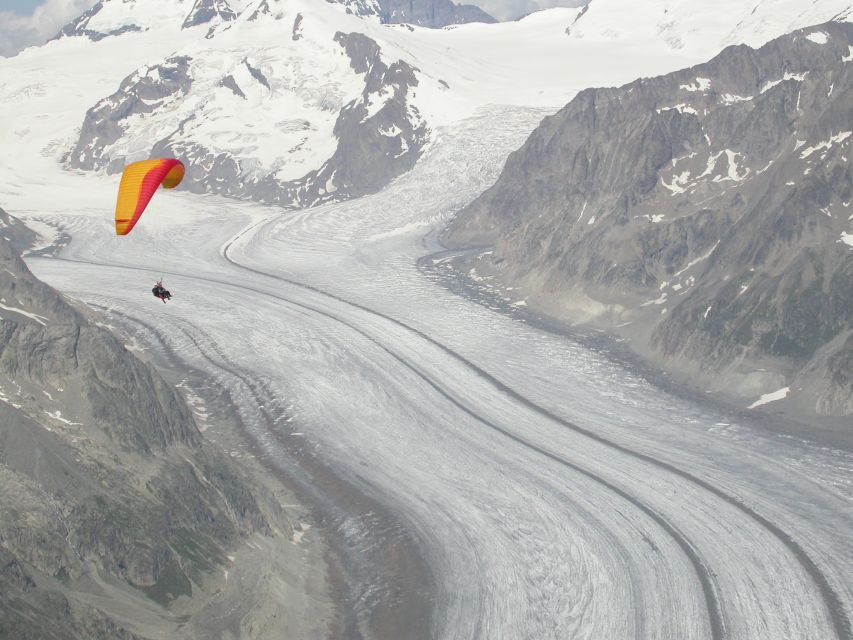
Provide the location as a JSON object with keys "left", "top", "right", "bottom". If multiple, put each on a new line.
{"left": 67, "top": 2, "right": 433, "bottom": 206}
{"left": 2, "top": 0, "right": 852, "bottom": 209}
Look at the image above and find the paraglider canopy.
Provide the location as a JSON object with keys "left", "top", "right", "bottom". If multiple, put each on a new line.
{"left": 115, "top": 158, "right": 184, "bottom": 235}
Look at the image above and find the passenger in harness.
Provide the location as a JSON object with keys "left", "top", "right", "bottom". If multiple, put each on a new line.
{"left": 152, "top": 281, "right": 172, "bottom": 303}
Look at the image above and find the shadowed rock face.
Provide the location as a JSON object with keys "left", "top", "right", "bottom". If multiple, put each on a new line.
{"left": 67, "top": 56, "right": 194, "bottom": 175}
{"left": 229, "top": 31, "right": 429, "bottom": 206}
{"left": 446, "top": 22, "right": 853, "bottom": 415}
{"left": 0, "top": 213, "right": 198, "bottom": 452}
{"left": 52, "top": 1, "right": 142, "bottom": 42}
{"left": 377, "top": 0, "right": 495, "bottom": 26}
{"left": 53, "top": 0, "right": 239, "bottom": 42}
{"left": 181, "top": 0, "right": 237, "bottom": 29}
{"left": 273, "top": 31, "right": 429, "bottom": 205}
{"left": 0, "top": 207, "right": 290, "bottom": 638}
{"left": 335, "top": 0, "right": 494, "bottom": 26}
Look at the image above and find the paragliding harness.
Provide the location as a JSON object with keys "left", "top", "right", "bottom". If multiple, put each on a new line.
{"left": 152, "top": 281, "right": 172, "bottom": 303}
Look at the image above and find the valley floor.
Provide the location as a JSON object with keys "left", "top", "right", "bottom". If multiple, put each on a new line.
{"left": 6, "top": 106, "right": 853, "bottom": 639}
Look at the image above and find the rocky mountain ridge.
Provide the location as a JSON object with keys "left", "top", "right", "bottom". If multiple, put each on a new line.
{"left": 372, "top": 0, "right": 495, "bottom": 26}
{"left": 445, "top": 21, "right": 853, "bottom": 417}
{"left": 0, "top": 206, "right": 327, "bottom": 638}
{"left": 56, "top": 0, "right": 493, "bottom": 40}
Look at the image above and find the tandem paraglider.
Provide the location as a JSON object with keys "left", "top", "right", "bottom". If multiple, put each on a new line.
{"left": 152, "top": 280, "right": 172, "bottom": 303}
{"left": 114, "top": 158, "right": 185, "bottom": 302}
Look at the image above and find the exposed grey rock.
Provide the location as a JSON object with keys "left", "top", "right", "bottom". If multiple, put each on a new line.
{"left": 246, "top": 0, "right": 274, "bottom": 21}
{"left": 0, "top": 208, "right": 35, "bottom": 254}
{"left": 204, "top": 31, "right": 429, "bottom": 206}
{"left": 293, "top": 31, "right": 428, "bottom": 203}
{"left": 334, "top": 0, "right": 495, "bottom": 26}
{"left": 243, "top": 58, "right": 271, "bottom": 89}
{"left": 376, "top": 0, "right": 495, "bottom": 27}
{"left": 54, "top": 0, "right": 104, "bottom": 37}
{"left": 181, "top": 0, "right": 237, "bottom": 29}
{"left": 0, "top": 230, "right": 197, "bottom": 456}
{"left": 0, "top": 206, "right": 300, "bottom": 637}
{"left": 333, "top": 0, "right": 383, "bottom": 20}
{"left": 52, "top": 1, "right": 143, "bottom": 43}
{"left": 292, "top": 13, "right": 304, "bottom": 40}
{"left": 445, "top": 22, "right": 853, "bottom": 416}
{"left": 218, "top": 74, "right": 246, "bottom": 99}
{"left": 68, "top": 56, "right": 194, "bottom": 174}
{"left": 336, "top": 29, "right": 381, "bottom": 72}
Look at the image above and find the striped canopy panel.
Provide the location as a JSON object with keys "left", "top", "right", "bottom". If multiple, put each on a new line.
{"left": 115, "top": 158, "right": 185, "bottom": 235}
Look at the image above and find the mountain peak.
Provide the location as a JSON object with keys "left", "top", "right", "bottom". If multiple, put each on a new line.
{"left": 53, "top": 0, "right": 143, "bottom": 43}
{"left": 182, "top": 0, "right": 238, "bottom": 29}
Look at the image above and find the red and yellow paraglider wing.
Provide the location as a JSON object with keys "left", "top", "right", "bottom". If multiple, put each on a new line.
{"left": 115, "top": 158, "right": 185, "bottom": 235}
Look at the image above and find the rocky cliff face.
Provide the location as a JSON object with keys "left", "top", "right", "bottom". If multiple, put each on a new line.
{"left": 0, "top": 207, "right": 302, "bottom": 638}
{"left": 278, "top": 31, "right": 429, "bottom": 204}
{"left": 376, "top": 0, "right": 495, "bottom": 26}
{"left": 446, "top": 22, "right": 853, "bottom": 416}
{"left": 181, "top": 0, "right": 237, "bottom": 30}
{"left": 53, "top": 1, "right": 143, "bottom": 42}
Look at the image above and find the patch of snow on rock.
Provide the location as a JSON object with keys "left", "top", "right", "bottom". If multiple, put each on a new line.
{"left": 799, "top": 131, "right": 852, "bottom": 159}
{"left": 748, "top": 386, "right": 790, "bottom": 409}
{"left": 680, "top": 77, "right": 711, "bottom": 92}
{"left": 805, "top": 31, "right": 829, "bottom": 45}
